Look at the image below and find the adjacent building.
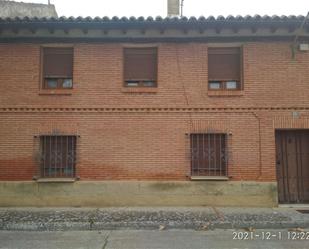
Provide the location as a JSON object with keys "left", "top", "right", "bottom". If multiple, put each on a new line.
{"left": 0, "top": 0, "right": 57, "bottom": 18}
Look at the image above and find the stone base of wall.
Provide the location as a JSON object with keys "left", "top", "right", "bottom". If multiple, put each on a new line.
{"left": 0, "top": 181, "right": 278, "bottom": 207}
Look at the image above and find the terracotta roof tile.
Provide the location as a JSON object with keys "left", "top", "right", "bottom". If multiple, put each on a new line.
{"left": 0, "top": 15, "right": 305, "bottom": 23}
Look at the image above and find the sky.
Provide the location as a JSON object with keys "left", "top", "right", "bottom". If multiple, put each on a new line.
{"left": 14, "top": 0, "right": 309, "bottom": 17}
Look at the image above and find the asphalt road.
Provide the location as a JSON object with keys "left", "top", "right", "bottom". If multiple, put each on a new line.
{"left": 0, "top": 229, "right": 309, "bottom": 249}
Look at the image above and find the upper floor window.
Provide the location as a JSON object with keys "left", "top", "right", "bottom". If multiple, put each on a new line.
{"left": 208, "top": 47, "right": 242, "bottom": 90}
{"left": 42, "top": 47, "right": 73, "bottom": 89}
{"left": 123, "top": 47, "right": 157, "bottom": 87}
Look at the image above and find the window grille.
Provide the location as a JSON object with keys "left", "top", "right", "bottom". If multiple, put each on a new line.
{"left": 190, "top": 133, "right": 228, "bottom": 176}
{"left": 39, "top": 135, "right": 76, "bottom": 178}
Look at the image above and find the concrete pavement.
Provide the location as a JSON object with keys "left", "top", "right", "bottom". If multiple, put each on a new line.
{"left": 0, "top": 229, "right": 309, "bottom": 249}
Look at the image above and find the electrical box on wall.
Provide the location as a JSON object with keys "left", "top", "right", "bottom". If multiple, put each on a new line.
{"left": 299, "top": 43, "right": 309, "bottom": 51}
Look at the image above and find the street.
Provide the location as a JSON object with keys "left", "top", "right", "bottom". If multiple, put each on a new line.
{"left": 0, "top": 229, "right": 308, "bottom": 249}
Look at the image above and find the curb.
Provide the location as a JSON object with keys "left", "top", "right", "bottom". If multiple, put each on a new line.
{"left": 1, "top": 208, "right": 309, "bottom": 231}
{"left": 2, "top": 221, "right": 309, "bottom": 231}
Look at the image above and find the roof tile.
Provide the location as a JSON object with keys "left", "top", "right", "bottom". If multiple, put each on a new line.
{"left": 0, "top": 15, "right": 307, "bottom": 25}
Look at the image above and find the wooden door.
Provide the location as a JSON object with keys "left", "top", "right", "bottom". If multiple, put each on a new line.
{"left": 275, "top": 130, "right": 309, "bottom": 204}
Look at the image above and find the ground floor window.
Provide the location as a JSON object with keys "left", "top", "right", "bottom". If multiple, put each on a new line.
{"left": 40, "top": 135, "right": 76, "bottom": 178}
{"left": 190, "top": 133, "right": 227, "bottom": 177}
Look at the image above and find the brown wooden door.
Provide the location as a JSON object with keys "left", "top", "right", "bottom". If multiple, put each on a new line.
{"left": 275, "top": 130, "right": 309, "bottom": 204}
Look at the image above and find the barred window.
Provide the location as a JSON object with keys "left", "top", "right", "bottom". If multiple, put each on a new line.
{"left": 40, "top": 135, "right": 76, "bottom": 178}
{"left": 42, "top": 47, "right": 73, "bottom": 89}
{"left": 208, "top": 47, "right": 242, "bottom": 90}
{"left": 190, "top": 133, "right": 228, "bottom": 177}
{"left": 123, "top": 47, "right": 158, "bottom": 87}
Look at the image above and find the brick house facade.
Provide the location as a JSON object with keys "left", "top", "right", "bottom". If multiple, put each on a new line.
{"left": 0, "top": 16, "right": 308, "bottom": 206}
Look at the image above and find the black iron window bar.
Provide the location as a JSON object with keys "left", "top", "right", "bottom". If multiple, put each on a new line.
{"left": 39, "top": 135, "right": 77, "bottom": 178}
{"left": 190, "top": 133, "right": 228, "bottom": 177}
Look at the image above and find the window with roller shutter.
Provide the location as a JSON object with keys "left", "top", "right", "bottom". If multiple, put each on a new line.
{"left": 123, "top": 47, "right": 158, "bottom": 87}
{"left": 208, "top": 47, "right": 242, "bottom": 90}
{"left": 42, "top": 47, "right": 73, "bottom": 89}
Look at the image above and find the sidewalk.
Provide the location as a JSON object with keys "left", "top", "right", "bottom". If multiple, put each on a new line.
{"left": 0, "top": 207, "right": 309, "bottom": 231}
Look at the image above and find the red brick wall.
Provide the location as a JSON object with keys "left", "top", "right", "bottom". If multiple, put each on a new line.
{"left": 0, "top": 42, "right": 309, "bottom": 181}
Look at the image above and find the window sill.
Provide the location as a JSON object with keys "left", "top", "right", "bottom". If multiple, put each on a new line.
{"left": 208, "top": 90, "right": 243, "bottom": 97}
{"left": 190, "top": 176, "right": 229, "bottom": 181}
{"left": 39, "top": 89, "right": 73, "bottom": 95}
{"left": 36, "top": 178, "right": 76, "bottom": 183}
{"left": 121, "top": 87, "right": 158, "bottom": 93}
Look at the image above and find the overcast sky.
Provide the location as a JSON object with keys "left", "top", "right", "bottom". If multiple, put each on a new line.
{"left": 17, "top": 0, "right": 309, "bottom": 17}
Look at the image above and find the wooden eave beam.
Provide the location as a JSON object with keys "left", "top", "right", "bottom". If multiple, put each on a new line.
{"left": 30, "top": 28, "right": 37, "bottom": 34}
{"left": 251, "top": 26, "right": 258, "bottom": 33}
{"left": 270, "top": 26, "right": 278, "bottom": 33}
{"left": 288, "top": 25, "right": 297, "bottom": 33}
{"left": 232, "top": 26, "right": 239, "bottom": 34}
{"left": 48, "top": 28, "right": 54, "bottom": 34}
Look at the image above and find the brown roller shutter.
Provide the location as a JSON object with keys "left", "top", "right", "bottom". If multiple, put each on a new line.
{"left": 208, "top": 47, "right": 241, "bottom": 81}
{"left": 124, "top": 48, "right": 157, "bottom": 81}
{"left": 43, "top": 48, "right": 73, "bottom": 78}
